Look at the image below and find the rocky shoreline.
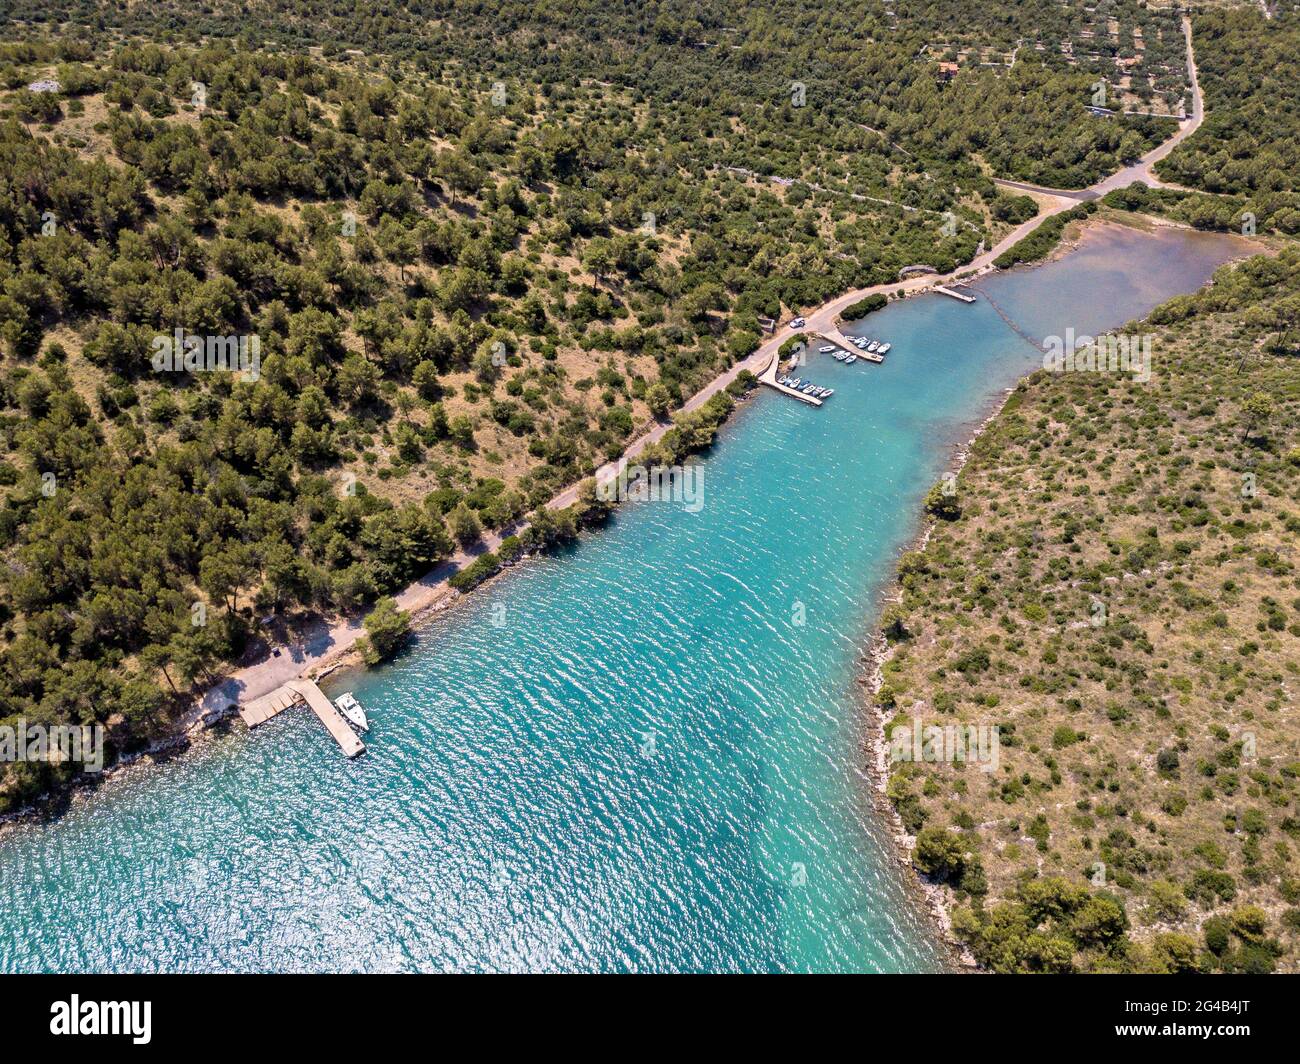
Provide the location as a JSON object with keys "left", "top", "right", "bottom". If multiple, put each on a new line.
{"left": 857, "top": 383, "right": 1022, "bottom": 972}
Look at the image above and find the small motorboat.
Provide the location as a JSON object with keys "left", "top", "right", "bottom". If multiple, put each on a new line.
{"left": 844, "top": 354, "right": 858, "bottom": 364}
{"left": 866, "top": 340, "right": 879, "bottom": 352}
{"left": 877, "top": 343, "right": 891, "bottom": 354}
{"left": 335, "top": 692, "right": 370, "bottom": 732}
{"left": 822, "top": 388, "right": 834, "bottom": 397}
{"left": 819, "top": 346, "right": 834, "bottom": 354}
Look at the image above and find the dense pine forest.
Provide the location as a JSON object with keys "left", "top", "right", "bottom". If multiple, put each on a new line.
{"left": 0, "top": 0, "right": 1292, "bottom": 818}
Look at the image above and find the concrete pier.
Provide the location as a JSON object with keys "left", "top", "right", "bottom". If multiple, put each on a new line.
{"left": 758, "top": 347, "right": 823, "bottom": 405}
{"left": 934, "top": 285, "right": 977, "bottom": 303}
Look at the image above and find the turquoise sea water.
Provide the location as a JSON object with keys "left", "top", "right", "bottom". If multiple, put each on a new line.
{"left": 0, "top": 224, "right": 1247, "bottom": 973}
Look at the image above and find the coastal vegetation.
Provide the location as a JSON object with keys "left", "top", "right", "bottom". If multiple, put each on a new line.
{"left": 357, "top": 596, "right": 410, "bottom": 665}
{"left": 841, "top": 293, "right": 889, "bottom": 322}
{"left": 993, "top": 203, "right": 1098, "bottom": 269}
{"left": 875, "top": 246, "right": 1300, "bottom": 972}
{"left": 1103, "top": 182, "right": 1300, "bottom": 238}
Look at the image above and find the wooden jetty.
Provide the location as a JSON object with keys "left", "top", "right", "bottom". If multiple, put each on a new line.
{"left": 238, "top": 678, "right": 366, "bottom": 758}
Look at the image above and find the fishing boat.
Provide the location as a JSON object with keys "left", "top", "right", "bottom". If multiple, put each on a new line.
{"left": 335, "top": 692, "right": 369, "bottom": 732}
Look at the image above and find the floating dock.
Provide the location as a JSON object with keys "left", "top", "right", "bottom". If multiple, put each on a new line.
{"left": 238, "top": 678, "right": 366, "bottom": 758}
{"left": 934, "top": 285, "right": 977, "bottom": 303}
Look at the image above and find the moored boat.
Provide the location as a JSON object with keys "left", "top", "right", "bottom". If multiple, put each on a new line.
{"left": 335, "top": 692, "right": 370, "bottom": 732}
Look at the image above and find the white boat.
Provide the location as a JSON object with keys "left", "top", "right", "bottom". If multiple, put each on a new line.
{"left": 866, "top": 340, "right": 879, "bottom": 352}
{"left": 877, "top": 343, "right": 891, "bottom": 354}
{"left": 844, "top": 354, "right": 858, "bottom": 364}
{"left": 822, "top": 389, "right": 834, "bottom": 397}
{"left": 819, "top": 345, "right": 834, "bottom": 354}
{"left": 335, "top": 692, "right": 369, "bottom": 732}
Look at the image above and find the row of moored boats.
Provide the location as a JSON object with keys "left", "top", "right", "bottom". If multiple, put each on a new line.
{"left": 777, "top": 375, "right": 834, "bottom": 399}
{"left": 820, "top": 338, "right": 891, "bottom": 361}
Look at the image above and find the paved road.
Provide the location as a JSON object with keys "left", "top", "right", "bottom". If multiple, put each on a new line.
{"left": 994, "top": 179, "right": 1098, "bottom": 202}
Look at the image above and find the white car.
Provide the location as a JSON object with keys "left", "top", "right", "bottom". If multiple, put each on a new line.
{"left": 790, "top": 317, "right": 805, "bottom": 328}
